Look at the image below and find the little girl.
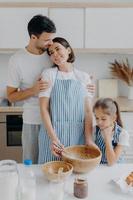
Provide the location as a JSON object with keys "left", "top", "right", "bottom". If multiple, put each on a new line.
{"left": 93, "top": 98, "right": 129, "bottom": 165}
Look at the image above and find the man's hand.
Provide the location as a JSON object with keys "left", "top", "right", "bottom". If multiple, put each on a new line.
{"left": 32, "top": 78, "right": 50, "bottom": 95}
{"left": 86, "top": 84, "right": 95, "bottom": 95}
{"left": 38, "top": 78, "right": 51, "bottom": 92}
{"left": 86, "top": 74, "right": 95, "bottom": 95}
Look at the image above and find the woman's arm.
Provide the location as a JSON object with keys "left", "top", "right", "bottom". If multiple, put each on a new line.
{"left": 84, "top": 97, "right": 96, "bottom": 146}
{"left": 39, "top": 97, "right": 63, "bottom": 156}
{"left": 40, "top": 97, "right": 57, "bottom": 141}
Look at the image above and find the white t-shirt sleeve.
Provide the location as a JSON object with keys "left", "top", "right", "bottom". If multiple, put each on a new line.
{"left": 39, "top": 69, "right": 55, "bottom": 98}
{"left": 7, "top": 56, "right": 21, "bottom": 88}
{"left": 118, "top": 129, "right": 129, "bottom": 146}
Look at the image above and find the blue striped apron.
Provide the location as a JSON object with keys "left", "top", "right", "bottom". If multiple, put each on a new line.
{"left": 95, "top": 123, "right": 122, "bottom": 164}
{"left": 38, "top": 70, "right": 85, "bottom": 164}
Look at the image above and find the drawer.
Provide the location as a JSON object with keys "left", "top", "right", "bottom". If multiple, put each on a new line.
{"left": 0, "top": 114, "right": 6, "bottom": 122}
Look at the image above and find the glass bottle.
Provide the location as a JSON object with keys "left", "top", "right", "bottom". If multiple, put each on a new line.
{"left": 19, "top": 159, "right": 36, "bottom": 200}
{"left": 0, "top": 160, "right": 19, "bottom": 200}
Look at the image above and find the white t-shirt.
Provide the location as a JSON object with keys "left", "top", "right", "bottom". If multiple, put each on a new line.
{"left": 7, "top": 48, "right": 52, "bottom": 124}
{"left": 39, "top": 67, "right": 93, "bottom": 98}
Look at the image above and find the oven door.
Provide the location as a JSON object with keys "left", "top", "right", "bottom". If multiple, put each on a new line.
{"left": 0, "top": 113, "right": 22, "bottom": 162}
{"left": 6, "top": 115, "right": 22, "bottom": 146}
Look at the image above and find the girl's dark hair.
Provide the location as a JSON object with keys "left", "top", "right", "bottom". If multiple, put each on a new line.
{"left": 28, "top": 15, "right": 56, "bottom": 37}
{"left": 47, "top": 37, "right": 75, "bottom": 63}
{"left": 93, "top": 98, "right": 123, "bottom": 127}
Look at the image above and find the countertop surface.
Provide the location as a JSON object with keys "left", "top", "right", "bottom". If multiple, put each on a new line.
{"left": 0, "top": 97, "right": 133, "bottom": 113}
{"left": 114, "top": 97, "right": 133, "bottom": 112}
{"left": 94, "top": 96, "right": 133, "bottom": 112}
{"left": 18, "top": 163, "right": 133, "bottom": 200}
{"left": 0, "top": 106, "right": 23, "bottom": 113}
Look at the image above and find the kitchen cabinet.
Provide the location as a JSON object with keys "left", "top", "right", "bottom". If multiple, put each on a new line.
{"left": 49, "top": 8, "right": 84, "bottom": 48}
{"left": 0, "top": 3, "right": 133, "bottom": 53}
{"left": 121, "top": 112, "right": 133, "bottom": 163}
{"left": 85, "top": 8, "right": 133, "bottom": 48}
{"left": 0, "top": 7, "right": 48, "bottom": 48}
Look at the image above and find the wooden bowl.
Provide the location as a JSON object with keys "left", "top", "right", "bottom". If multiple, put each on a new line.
{"left": 42, "top": 161, "right": 73, "bottom": 182}
{"left": 62, "top": 145, "right": 102, "bottom": 173}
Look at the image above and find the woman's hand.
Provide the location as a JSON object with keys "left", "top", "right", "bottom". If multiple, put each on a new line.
{"left": 51, "top": 140, "right": 64, "bottom": 157}
{"left": 86, "top": 140, "right": 99, "bottom": 149}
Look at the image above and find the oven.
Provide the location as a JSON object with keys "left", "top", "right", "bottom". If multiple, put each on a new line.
{"left": 0, "top": 112, "right": 22, "bottom": 162}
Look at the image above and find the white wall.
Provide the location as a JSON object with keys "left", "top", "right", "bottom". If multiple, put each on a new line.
{"left": 0, "top": 52, "right": 132, "bottom": 98}
{"left": 75, "top": 53, "right": 133, "bottom": 97}
{"left": 0, "top": 54, "right": 11, "bottom": 98}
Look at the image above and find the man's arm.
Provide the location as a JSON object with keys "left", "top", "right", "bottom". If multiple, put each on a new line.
{"left": 7, "top": 79, "right": 50, "bottom": 103}
{"left": 7, "top": 86, "right": 35, "bottom": 103}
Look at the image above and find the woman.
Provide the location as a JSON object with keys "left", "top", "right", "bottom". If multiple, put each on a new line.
{"left": 38, "top": 37, "right": 94, "bottom": 163}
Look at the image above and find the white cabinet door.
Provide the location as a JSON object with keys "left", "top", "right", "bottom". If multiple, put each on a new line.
{"left": 49, "top": 8, "right": 84, "bottom": 48}
{"left": 0, "top": 8, "right": 48, "bottom": 48}
{"left": 85, "top": 8, "right": 133, "bottom": 48}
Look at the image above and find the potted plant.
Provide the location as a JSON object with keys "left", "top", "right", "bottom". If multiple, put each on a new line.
{"left": 110, "top": 59, "right": 133, "bottom": 99}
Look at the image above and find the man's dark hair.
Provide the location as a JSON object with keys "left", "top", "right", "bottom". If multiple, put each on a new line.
{"left": 28, "top": 15, "right": 56, "bottom": 37}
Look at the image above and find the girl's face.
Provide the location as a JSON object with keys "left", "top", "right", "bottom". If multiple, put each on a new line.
{"left": 48, "top": 42, "right": 70, "bottom": 66}
{"left": 94, "top": 107, "right": 116, "bottom": 130}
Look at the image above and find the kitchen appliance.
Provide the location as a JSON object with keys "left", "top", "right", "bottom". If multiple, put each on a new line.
{"left": 0, "top": 112, "right": 22, "bottom": 162}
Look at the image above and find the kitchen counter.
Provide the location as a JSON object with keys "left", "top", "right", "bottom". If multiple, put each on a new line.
{"left": 94, "top": 96, "right": 133, "bottom": 112}
{"left": 18, "top": 163, "right": 133, "bottom": 200}
{"left": 115, "top": 97, "right": 133, "bottom": 112}
{"left": 0, "top": 106, "right": 23, "bottom": 113}
{"left": 0, "top": 97, "right": 133, "bottom": 113}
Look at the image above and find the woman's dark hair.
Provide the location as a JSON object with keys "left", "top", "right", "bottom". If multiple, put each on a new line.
{"left": 93, "top": 98, "right": 123, "bottom": 127}
{"left": 28, "top": 15, "right": 56, "bottom": 38}
{"left": 47, "top": 37, "right": 75, "bottom": 63}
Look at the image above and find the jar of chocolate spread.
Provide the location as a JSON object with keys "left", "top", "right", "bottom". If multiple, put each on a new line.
{"left": 74, "top": 178, "right": 88, "bottom": 199}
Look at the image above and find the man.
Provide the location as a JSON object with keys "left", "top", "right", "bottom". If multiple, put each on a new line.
{"left": 7, "top": 15, "right": 56, "bottom": 163}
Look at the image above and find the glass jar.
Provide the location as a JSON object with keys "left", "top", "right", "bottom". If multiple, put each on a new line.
{"left": 74, "top": 178, "right": 88, "bottom": 199}
{"left": 0, "top": 160, "right": 18, "bottom": 200}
